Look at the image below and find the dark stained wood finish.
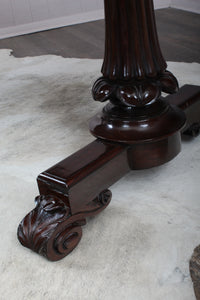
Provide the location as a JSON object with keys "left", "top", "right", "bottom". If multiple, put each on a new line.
{"left": 102, "top": 0, "right": 167, "bottom": 80}
{"left": 18, "top": 192, "right": 111, "bottom": 261}
{"left": 92, "top": 1, "right": 180, "bottom": 109}
{"left": 127, "top": 133, "right": 182, "bottom": 170}
{"left": 90, "top": 0, "right": 185, "bottom": 169}
{"left": 18, "top": 140, "right": 129, "bottom": 261}
{"left": 37, "top": 140, "right": 129, "bottom": 215}
{"left": 17, "top": 84, "right": 200, "bottom": 261}
{"left": 167, "top": 84, "right": 200, "bottom": 136}
{"left": 17, "top": 0, "right": 200, "bottom": 263}
{"left": 0, "top": 9, "right": 199, "bottom": 63}
{"left": 91, "top": 0, "right": 179, "bottom": 105}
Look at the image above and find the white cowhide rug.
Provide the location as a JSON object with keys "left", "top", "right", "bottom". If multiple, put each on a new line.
{"left": 0, "top": 49, "right": 200, "bottom": 300}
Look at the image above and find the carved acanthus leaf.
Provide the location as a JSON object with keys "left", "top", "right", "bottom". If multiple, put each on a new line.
{"left": 159, "top": 70, "right": 179, "bottom": 94}
{"left": 17, "top": 195, "right": 84, "bottom": 261}
{"left": 92, "top": 77, "right": 116, "bottom": 102}
{"left": 93, "top": 73, "right": 179, "bottom": 107}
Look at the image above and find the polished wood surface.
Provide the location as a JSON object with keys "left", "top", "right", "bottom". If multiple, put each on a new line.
{"left": 92, "top": 0, "right": 179, "bottom": 107}
{"left": 17, "top": 0, "right": 200, "bottom": 264}
{"left": 38, "top": 140, "right": 129, "bottom": 215}
{"left": 17, "top": 85, "right": 200, "bottom": 261}
{"left": 167, "top": 84, "right": 200, "bottom": 136}
{"left": 18, "top": 140, "right": 128, "bottom": 261}
{"left": 90, "top": 0, "right": 185, "bottom": 169}
{"left": 102, "top": 0, "right": 166, "bottom": 80}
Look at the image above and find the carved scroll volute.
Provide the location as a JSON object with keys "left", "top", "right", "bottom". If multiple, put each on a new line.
{"left": 17, "top": 195, "right": 85, "bottom": 261}
{"left": 17, "top": 190, "right": 112, "bottom": 261}
{"left": 92, "top": 0, "right": 178, "bottom": 107}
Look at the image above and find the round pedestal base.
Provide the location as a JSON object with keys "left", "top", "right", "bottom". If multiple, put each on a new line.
{"left": 89, "top": 100, "right": 186, "bottom": 144}
{"left": 89, "top": 100, "right": 186, "bottom": 169}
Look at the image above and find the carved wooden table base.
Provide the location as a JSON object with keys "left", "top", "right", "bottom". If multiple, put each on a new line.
{"left": 17, "top": 84, "right": 200, "bottom": 262}
{"left": 17, "top": 1, "right": 200, "bottom": 297}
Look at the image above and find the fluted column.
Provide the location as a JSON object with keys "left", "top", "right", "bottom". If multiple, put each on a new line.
{"left": 90, "top": 0, "right": 185, "bottom": 144}
{"left": 93, "top": 0, "right": 178, "bottom": 107}
{"left": 102, "top": 0, "right": 166, "bottom": 80}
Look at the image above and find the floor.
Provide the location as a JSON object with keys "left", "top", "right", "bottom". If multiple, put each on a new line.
{"left": 0, "top": 8, "right": 199, "bottom": 63}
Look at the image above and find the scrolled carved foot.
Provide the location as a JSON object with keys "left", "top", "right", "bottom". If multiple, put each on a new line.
{"left": 17, "top": 195, "right": 86, "bottom": 261}
{"left": 183, "top": 122, "right": 200, "bottom": 137}
{"left": 190, "top": 245, "right": 200, "bottom": 300}
{"left": 17, "top": 189, "right": 112, "bottom": 261}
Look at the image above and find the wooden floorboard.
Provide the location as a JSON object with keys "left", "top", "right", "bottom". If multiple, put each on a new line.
{"left": 0, "top": 8, "right": 199, "bottom": 62}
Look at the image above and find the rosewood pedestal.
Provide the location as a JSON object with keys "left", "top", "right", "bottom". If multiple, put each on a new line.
{"left": 18, "top": 0, "right": 200, "bottom": 275}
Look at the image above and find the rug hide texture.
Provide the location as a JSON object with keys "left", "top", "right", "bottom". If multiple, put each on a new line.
{"left": 0, "top": 49, "right": 200, "bottom": 300}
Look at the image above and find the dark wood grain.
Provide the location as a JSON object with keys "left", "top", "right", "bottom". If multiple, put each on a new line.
{"left": 38, "top": 139, "right": 129, "bottom": 215}
{"left": 18, "top": 140, "right": 129, "bottom": 261}
{"left": 102, "top": 0, "right": 167, "bottom": 81}
{"left": 90, "top": 0, "right": 186, "bottom": 172}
